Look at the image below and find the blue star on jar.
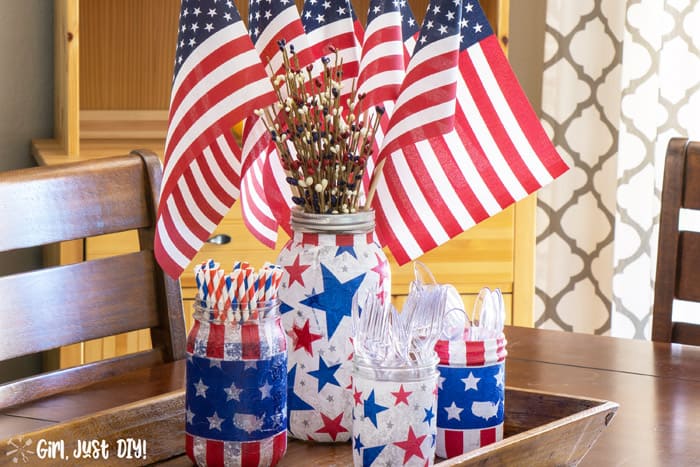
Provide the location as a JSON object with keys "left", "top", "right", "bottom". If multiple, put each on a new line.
{"left": 362, "top": 389, "right": 388, "bottom": 428}
{"left": 300, "top": 264, "right": 366, "bottom": 338}
{"left": 308, "top": 356, "right": 342, "bottom": 391}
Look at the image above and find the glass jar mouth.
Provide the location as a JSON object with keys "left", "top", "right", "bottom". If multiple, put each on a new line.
{"left": 290, "top": 207, "right": 375, "bottom": 233}
{"left": 193, "top": 300, "right": 280, "bottom": 324}
{"left": 353, "top": 355, "right": 439, "bottom": 382}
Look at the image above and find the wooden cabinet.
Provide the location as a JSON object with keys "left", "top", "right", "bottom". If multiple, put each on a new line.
{"left": 34, "top": 0, "right": 532, "bottom": 369}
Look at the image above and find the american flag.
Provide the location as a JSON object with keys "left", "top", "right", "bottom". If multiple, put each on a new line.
{"left": 155, "top": 0, "right": 277, "bottom": 278}
{"left": 434, "top": 336, "right": 507, "bottom": 458}
{"left": 238, "top": 0, "right": 319, "bottom": 248}
{"left": 301, "top": 0, "right": 364, "bottom": 98}
{"left": 357, "top": 0, "right": 417, "bottom": 114}
{"left": 185, "top": 317, "right": 288, "bottom": 466}
{"left": 357, "top": 0, "right": 419, "bottom": 195}
{"left": 372, "top": 0, "right": 569, "bottom": 265}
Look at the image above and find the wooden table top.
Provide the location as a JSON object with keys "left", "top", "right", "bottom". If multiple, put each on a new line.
{"left": 3, "top": 326, "right": 700, "bottom": 466}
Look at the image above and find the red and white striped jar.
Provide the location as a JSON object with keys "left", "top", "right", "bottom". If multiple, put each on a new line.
{"left": 277, "top": 208, "right": 391, "bottom": 442}
{"left": 185, "top": 301, "right": 287, "bottom": 466}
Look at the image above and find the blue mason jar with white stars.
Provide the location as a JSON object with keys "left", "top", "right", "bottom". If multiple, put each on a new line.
{"left": 277, "top": 208, "right": 391, "bottom": 442}
{"left": 185, "top": 300, "right": 288, "bottom": 466}
{"left": 351, "top": 356, "right": 439, "bottom": 466}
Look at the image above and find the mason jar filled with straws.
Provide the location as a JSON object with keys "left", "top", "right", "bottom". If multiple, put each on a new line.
{"left": 185, "top": 261, "right": 287, "bottom": 467}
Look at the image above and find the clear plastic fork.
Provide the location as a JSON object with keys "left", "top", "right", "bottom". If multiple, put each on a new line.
{"left": 408, "top": 285, "right": 447, "bottom": 364}
{"left": 352, "top": 291, "right": 393, "bottom": 364}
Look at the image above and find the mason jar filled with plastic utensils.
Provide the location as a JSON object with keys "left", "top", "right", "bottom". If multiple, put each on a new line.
{"left": 351, "top": 356, "right": 439, "bottom": 466}
{"left": 185, "top": 298, "right": 288, "bottom": 467}
{"left": 434, "top": 288, "right": 507, "bottom": 460}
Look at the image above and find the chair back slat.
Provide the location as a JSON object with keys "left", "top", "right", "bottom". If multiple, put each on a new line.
{"left": 684, "top": 143, "right": 700, "bottom": 209}
{"left": 0, "top": 157, "right": 150, "bottom": 252}
{"left": 653, "top": 138, "right": 700, "bottom": 344}
{"left": 0, "top": 252, "right": 160, "bottom": 360}
{"left": 0, "top": 151, "right": 186, "bottom": 406}
{"left": 677, "top": 232, "right": 700, "bottom": 302}
{"left": 0, "top": 349, "right": 163, "bottom": 410}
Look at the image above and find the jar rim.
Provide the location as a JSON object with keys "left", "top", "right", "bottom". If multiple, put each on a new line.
{"left": 290, "top": 207, "right": 375, "bottom": 233}
{"left": 353, "top": 355, "right": 439, "bottom": 382}
{"left": 193, "top": 299, "right": 280, "bottom": 324}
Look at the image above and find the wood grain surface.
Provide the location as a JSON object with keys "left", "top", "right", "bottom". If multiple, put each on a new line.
{"left": 5, "top": 326, "right": 700, "bottom": 466}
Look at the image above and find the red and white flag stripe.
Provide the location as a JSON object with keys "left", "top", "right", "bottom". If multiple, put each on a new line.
{"left": 357, "top": 8, "right": 405, "bottom": 111}
{"left": 156, "top": 15, "right": 276, "bottom": 277}
{"left": 186, "top": 430, "right": 287, "bottom": 467}
{"left": 238, "top": 0, "right": 319, "bottom": 248}
{"left": 436, "top": 425, "right": 503, "bottom": 459}
{"left": 373, "top": 0, "right": 568, "bottom": 265}
{"left": 377, "top": 38, "right": 461, "bottom": 159}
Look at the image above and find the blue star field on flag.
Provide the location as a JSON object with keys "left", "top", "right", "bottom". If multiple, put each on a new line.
{"left": 366, "top": 0, "right": 419, "bottom": 43}
{"left": 301, "top": 0, "right": 358, "bottom": 33}
{"left": 411, "top": 0, "right": 462, "bottom": 56}
{"left": 173, "top": 0, "right": 242, "bottom": 81}
{"left": 459, "top": 1, "right": 494, "bottom": 51}
{"left": 247, "top": 0, "right": 294, "bottom": 43}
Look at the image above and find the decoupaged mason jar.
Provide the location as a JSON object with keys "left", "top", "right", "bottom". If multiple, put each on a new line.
{"left": 185, "top": 300, "right": 287, "bottom": 466}
{"left": 277, "top": 208, "right": 391, "bottom": 442}
{"left": 434, "top": 333, "right": 507, "bottom": 459}
{"left": 352, "top": 357, "right": 439, "bottom": 466}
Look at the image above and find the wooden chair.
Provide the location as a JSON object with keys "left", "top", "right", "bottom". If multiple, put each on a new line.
{"left": 0, "top": 150, "right": 187, "bottom": 410}
{"left": 652, "top": 138, "right": 700, "bottom": 344}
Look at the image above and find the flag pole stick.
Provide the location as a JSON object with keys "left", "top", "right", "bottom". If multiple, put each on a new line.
{"left": 364, "top": 158, "right": 385, "bottom": 210}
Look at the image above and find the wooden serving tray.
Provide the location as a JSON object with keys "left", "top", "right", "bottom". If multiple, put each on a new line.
{"left": 0, "top": 368, "right": 617, "bottom": 466}
{"left": 436, "top": 387, "right": 618, "bottom": 466}
{"left": 281, "top": 387, "right": 618, "bottom": 466}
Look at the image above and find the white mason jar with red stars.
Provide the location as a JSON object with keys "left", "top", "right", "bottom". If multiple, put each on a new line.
{"left": 352, "top": 356, "right": 439, "bottom": 466}
{"left": 276, "top": 208, "right": 391, "bottom": 442}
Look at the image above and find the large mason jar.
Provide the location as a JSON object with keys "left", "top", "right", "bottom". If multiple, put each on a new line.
{"left": 277, "top": 208, "right": 391, "bottom": 442}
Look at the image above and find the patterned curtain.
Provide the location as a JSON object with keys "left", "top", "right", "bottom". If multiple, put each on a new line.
{"left": 612, "top": 1, "right": 700, "bottom": 338}
{"left": 536, "top": 0, "right": 700, "bottom": 337}
{"left": 536, "top": 0, "right": 625, "bottom": 334}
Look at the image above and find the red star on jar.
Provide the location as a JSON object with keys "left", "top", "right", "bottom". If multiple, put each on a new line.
{"left": 391, "top": 384, "right": 413, "bottom": 406}
{"left": 371, "top": 252, "right": 389, "bottom": 282}
{"left": 393, "top": 426, "right": 427, "bottom": 464}
{"left": 353, "top": 388, "right": 363, "bottom": 406}
{"left": 289, "top": 319, "right": 323, "bottom": 355}
{"left": 315, "top": 412, "right": 348, "bottom": 441}
{"left": 284, "top": 254, "right": 311, "bottom": 287}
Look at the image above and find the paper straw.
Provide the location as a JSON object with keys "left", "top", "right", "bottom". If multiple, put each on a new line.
{"left": 192, "top": 260, "right": 284, "bottom": 323}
